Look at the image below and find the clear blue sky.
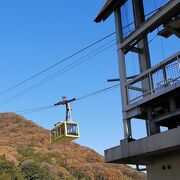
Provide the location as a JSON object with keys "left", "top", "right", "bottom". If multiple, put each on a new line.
{"left": 0, "top": 0, "right": 179, "bottom": 155}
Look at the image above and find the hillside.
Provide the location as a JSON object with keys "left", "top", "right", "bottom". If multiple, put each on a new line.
{"left": 0, "top": 113, "right": 145, "bottom": 180}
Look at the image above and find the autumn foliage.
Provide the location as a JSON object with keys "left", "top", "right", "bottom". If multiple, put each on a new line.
{"left": 0, "top": 113, "right": 146, "bottom": 180}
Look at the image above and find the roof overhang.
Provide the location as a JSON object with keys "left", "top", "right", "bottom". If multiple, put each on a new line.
{"left": 94, "top": 0, "right": 127, "bottom": 23}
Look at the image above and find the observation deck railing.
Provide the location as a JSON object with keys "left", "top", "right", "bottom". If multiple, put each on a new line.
{"left": 126, "top": 52, "right": 180, "bottom": 104}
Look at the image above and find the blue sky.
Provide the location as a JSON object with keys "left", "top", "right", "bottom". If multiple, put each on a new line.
{"left": 0, "top": 0, "right": 179, "bottom": 155}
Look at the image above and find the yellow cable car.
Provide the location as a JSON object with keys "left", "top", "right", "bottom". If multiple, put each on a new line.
{"left": 50, "top": 97, "right": 80, "bottom": 144}
{"left": 51, "top": 121, "right": 79, "bottom": 143}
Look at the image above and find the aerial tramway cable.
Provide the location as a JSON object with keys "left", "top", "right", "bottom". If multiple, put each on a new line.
{"left": 153, "top": 0, "right": 166, "bottom": 60}
{"left": 15, "top": 105, "right": 55, "bottom": 113}
{"left": 14, "top": 83, "right": 120, "bottom": 115}
{"left": 1, "top": 29, "right": 158, "bottom": 108}
{"left": 2, "top": 32, "right": 158, "bottom": 107}
{"left": 75, "top": 83, "right": 119, "bottom": 102}
{"left": 0, "top": 8, "right": 162, "bottom": 109}
{"left": 0, "top": 32, "right": 115, "bottom": 96}
{"left": 1, "top": 40, "right": 116, "bottom": 106}
{"left": 0, "top": 7, "right": 161, "bottom": 98}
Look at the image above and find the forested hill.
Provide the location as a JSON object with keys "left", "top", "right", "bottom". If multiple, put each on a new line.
{"left": 0, "top": 113, "right": 145, "bottom": 180}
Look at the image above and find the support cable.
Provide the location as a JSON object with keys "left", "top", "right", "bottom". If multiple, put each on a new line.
{"left": 153, "top": 0, "right": 165, "bottom": 60}
{"left": 0, "top": 40, "right": 116, "bottom": 106}
{"left": 0, "top": 7, "right": 161, "bottom": 98}
{"left": 75, "top": 83, "right": 120, "bottom": 102}
{"left": 0, "top": 32, "right": 116, "bottom": 96}
{"left": 1, "top": 32, "right": 158, "bottom": 107}
{"left": 14, "top": 83, "right": 120, "bottom": 115}
{"left": 18, "top": 106, "right": 55, "bottom": 115}
{"left": 0, "top": 7, "right": 162, "bottom": 109}
{"left": 16, "top": 105, "right": 55, "bottom": 113}
{"left": 148, "top": 33, "right": 158, "bottom": 44}
{"left": 160, "top": 34, "right": 165, "bottom": 60}
{"left": 124, "top": 2, "right": 131, "bottom": 34}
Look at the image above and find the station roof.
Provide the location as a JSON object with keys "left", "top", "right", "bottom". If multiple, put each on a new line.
{"left": 94, "top": 0, "right": 127, "bottom": 23}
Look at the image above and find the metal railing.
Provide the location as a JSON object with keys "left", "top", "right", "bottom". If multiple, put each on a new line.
{"left": 126, "top": 52, "right": 180, "bottom": 104}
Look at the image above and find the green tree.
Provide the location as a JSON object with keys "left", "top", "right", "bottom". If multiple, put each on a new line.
{"left": 0, "top": 155, "right": 23, "bottom": 180}
{"left": 21, "top": 161, "right": 55, "bottom": 180}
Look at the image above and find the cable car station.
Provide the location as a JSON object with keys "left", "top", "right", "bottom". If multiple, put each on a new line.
{"left": 95, "top": 0, "right": 180, "bottom": 179}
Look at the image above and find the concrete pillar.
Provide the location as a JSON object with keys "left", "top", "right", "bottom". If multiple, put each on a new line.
{"left": 123, "top": 118, "right": 132, "bottom": 138}
{"left": 114, "top": 8, "right": 132, "bottom": 139}
{"left": 168, "top": 96, "right": 177, "bottom": 129}
{"left": 132, "top": 0, "right": 151, "bottom": 96}
{"left": 169, "top": 96, "right": 176, "bottom": 112}
{"left": 133, "top": 0, "right": 155, "bottom": 135}
{"left": 147, "top": 107, "right": 160, "bottom": 135}
{"left": 132, "top": 0, "right": 151, "bottom": 72}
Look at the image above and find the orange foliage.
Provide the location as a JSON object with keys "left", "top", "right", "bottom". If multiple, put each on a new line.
{"left": 0, "top": 113, "right": 146, "bottom": 180}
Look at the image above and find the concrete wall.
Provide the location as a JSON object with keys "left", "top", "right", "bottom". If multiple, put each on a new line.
{"left": 147, "top": 151, "right": 180, "bottom": 180}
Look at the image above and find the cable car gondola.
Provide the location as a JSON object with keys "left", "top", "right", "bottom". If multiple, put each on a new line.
{"left": 50, "top": 97, "right": 80, "bottom": 144}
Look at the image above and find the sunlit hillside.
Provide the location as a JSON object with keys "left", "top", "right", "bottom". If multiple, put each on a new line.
{"left": 0, "top": 113, "right": 146, "bottom": 180}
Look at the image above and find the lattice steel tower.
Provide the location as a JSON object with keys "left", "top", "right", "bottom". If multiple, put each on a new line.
{"left": 95, "top": 0, "right": 180, "bottom": 179}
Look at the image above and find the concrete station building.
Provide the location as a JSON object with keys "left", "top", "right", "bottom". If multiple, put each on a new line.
{"left": 95, "top": 0, "right": 180, "bottom": 179}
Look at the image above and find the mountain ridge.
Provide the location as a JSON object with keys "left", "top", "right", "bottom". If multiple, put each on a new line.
{"left": 0, "top": 113, "right": 145, "bottom": 180}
